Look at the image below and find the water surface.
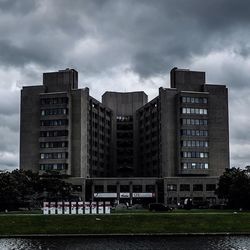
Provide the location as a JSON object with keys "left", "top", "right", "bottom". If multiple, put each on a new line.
{"left": 0, "top": 235, "right": 249, "bottom": 250}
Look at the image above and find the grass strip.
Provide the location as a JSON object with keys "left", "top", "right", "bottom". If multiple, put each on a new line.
{"left": 0, "top": 213, "right": 250, "bottom": 235}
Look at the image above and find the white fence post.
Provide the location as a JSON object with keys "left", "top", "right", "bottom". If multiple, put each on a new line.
{"left": 105, "top": 201, "right": 111, "bottom": 214}
{"left": 64, "top": 201, "right": 70, "bottom": 214}
{"left": 50, "top": 202, "right": 56, "bottom": 214}
{"left": 85, "top": 202, "right": 90, "bottom": 214}
{"left": 98, "top": 201, "right": 104, "bottom": 214}
{"left": 43, "top": 201, "right": 49, "bottom": 215}
{"left": 78, "top": 201, "right": 84, "bottom": 214}
{"left": 71, "top": 202, "right": 77, "bottom": 214}
{"left": 91, "top": 202, "right": 97, "bottom": 214}
{"left": 57, "top": 201, "right": 63, "bottom": 214}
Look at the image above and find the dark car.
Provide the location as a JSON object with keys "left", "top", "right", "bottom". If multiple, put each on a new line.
{"left": 149, "top": 203, "right": 172, "bottom": 212}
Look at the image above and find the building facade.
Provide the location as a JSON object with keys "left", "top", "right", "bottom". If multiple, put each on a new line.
{"left": 20, "top": 67, "right": 229, "bottom": 206}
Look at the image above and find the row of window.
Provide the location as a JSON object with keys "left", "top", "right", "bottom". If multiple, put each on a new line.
{"left": 40, "top": 141, "right": 68, "bottom": 148}
{"left": 181, "top": 129, "right": 208, "bottom": 137}
{"left": 182, "top": 162, "right": 209, "bottom": 169}
{"left": 40, "top": 152, "right": 68, "bottom": 159}
{"left": 181, "top": 108, "right": 208, "bottom": 115}
{"left": 94, "top": 184, "right": 156, "bottom": 193}
{"left": 182, "top": 119, "right": 208, "bottom": 126}
{"left": 41, "top": 108, "right": 68, "bottom": 116}
{"left": 40, "top": 130, "right": 68, "bottom": 137}
{"left": 116, "top": 116, "right": 133, "bottom": 122}
{"left": 182, "top": 152, "right": 209, "bottom": 158}
{"left": 40, "top": 97, "right": 68, "bottom": 105}
{"left": 182, "top": 140, "right": 209, "bottom": 148}
{"left": 89, "top": 103, "right": 112, "bottom": 117}
{"left": 40, "top": 163, "right": 68, "bottom": 171}
{"left": 117, "top": 124, "right": 133, "bottom": 130}
{"left": 181, "top": 96, "right": 208, "bottom": 104}
{"left": 167, "top": 183, "right": 215, "bottom": 191}
{"left": 40, "top": 119, "right": 68, "bottom": 126}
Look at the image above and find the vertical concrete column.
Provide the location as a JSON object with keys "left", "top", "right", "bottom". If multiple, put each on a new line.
{"left": 155, "top": 183, "right": 158, "bottom": 203}
{"left": 116, "top": 181, "right": 120, "bottom": 204}
{"left": 190, "top": 184, "right": 193, "bottom": 200}
{"left": 81, "top": 183, "right": 85, "bottom": 202}
{"left": 91, "top": 182, "right": 95, "bottom": 202}
{"left": 129, "top": 181, "right": 133, "bottom": 205}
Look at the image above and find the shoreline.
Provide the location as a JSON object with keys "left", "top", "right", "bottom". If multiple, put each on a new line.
{"left": 1, "top": 232, "right": 250, "bottom": 238}
{"left": 0, "top": 212, "right": 249, "bottom": 236}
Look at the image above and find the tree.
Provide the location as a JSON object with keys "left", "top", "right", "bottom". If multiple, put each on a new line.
{"left": 215, "top": 167, "right": 250, "bottom": 209}
{"left": 0, "top": 169, "right": 76, "bottom": 211}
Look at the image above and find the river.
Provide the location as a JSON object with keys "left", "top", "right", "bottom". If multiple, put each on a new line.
{"left": 0, "top": 235, "right": 249, "bottom": 250}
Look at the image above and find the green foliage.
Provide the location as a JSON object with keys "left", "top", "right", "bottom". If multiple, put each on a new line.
{"left": 0, "top": 213, "right": 250, "bottom": 235}
{"left": 0, "top": 169, "right": 75, "bottom": 211}
{"left": 216, "top": 167, "right": 250, "bottom": 209}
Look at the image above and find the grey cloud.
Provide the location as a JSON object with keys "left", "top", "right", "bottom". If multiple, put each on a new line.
{"left": 0, "top": 0, "right": 37, "bottom": 14}
{"left": 1, "top": 0, "right": 250, "bottom": 169}
{"left": 1, "top": 0, "right": 250, "bottom": 77}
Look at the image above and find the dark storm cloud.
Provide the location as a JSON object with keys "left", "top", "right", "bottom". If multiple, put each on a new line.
{"left": 1, "top": 0, "right": 250, "bottom": 169}
{"left": 0, "top": 0, "right": 37, "bottom": 14}
{"left": 1, "top": 0, "right": 250, "bottom": 77}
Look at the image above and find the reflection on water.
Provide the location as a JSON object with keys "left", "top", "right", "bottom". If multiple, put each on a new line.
{"left": 0, "top": 236, "right": 249, "bottom": 250}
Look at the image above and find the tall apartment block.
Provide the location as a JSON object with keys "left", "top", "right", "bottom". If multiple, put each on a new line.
{"left": 20, "top": 67, "right": 229, "bottom": 206}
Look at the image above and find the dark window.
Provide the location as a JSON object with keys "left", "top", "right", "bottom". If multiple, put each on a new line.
{"left": 133, "top": 185, "right": 142, "bottom": 192}
{"left": 206, "top": 184, "right": 216, "bottom": 191}
{"left": 180, "top": 184, "right": 190, "bottom": 191}
{"left": 167, "top": 184, "right": 177, "bottom": 191}
{"left": 73, "top": 185, "right": 82, "bottom": 192}
{"left": 120, "top": 185, "right": 129, "bottom": 192}
{"left": 193, "top": 184, "right": 203, "bottom": 191}
{"left": 146, "top": 185, "right": 155, "bottom": 192}
{"left": 94, "top": 185, "right": 104, "bottom": 192}
{"left": 107, "top": 185, "right": 117, "bottom": 192}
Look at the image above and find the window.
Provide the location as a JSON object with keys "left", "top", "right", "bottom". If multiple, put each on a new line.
{"left": 206, "top": 184, "right": 216, "bottom": 191}
{"left": 181, "top": 140, "right": 209, "bottom": 148}
{"left": 40, "top": 152, "right": 68, "bottom": 159}
{"left": 181, "top": 108, "right": 208, "bottom": 115}
{"left": 39, "top": 163, "right": 67, "bottom": 171}
{"left": 167, "top": 184, "right": 177, "bottom": 191}
{"left": 107, "top": 185, "right": 117, "bottom": 192}
{"left": 180, "top": 184, "right": 190, "bottom": 191}
{"left": 40, "top": 130, "right": 68, "bottom": 137}
{"left": 73, "top": 185, "right": 82, "bottom": 192}
{"left": 181, "top": 130, "right": 208, "bottom": 137}
{"left": 94, "top": 185, "right": 104, "bottom": 192}
{"left": 182, "top": 151, "right": 209, "bottom": 158}
{"left": 193, "top": 184, "right": 203, "bottom": 191}
{"left": 120, "top": 185, "right": 130, "bottom": 192}
{"left": 133, "top": 185, "right": 142, "bottom": 192}
{"left": 40, "top": 141, "right": 68, "bottom": 148}
{"left": 181, "top": 96, "right": 208, "bottom": 104}
{"left": 146, "top": 185, "right": 155, "bottom": 192}
{"left": 40, "top": 119, "right": 68, "bottom": 126}
{"left": 181, "top": 162, "right": 209, "bottom": 169}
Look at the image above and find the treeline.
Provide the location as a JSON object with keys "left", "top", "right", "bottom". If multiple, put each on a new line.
{"left": 0, "top": 167, "right": 250, "bottom": 211}
{"left": 0, "top": 170, "right": 74, "bottom": 211}
{"left": 216, "top": 167, "right": 250, "bottom": 209}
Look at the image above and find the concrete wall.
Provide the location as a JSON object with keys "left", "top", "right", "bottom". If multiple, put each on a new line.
{"left": 159, "top": 88, "right": 178, "bottom": 177}
{"left": 171, "top": 68, "right": 205, "bottom": 92}
{"left": 205, "top": 84, "right": 229, "bottom": 175}
{"left": 71, "top": 88, "right": 89, "bottom": 178}
{"left": 43, "top": 69, "right": 78, "bottom": 92}
{"left": 20, "top": 85, "right": 45, "bottom": 171}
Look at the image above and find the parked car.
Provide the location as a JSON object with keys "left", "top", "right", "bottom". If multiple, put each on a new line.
{"left": 149, "top": 203, "right": 172, "bottom": 212}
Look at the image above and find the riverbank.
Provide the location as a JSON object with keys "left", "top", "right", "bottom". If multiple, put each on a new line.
{"left": 0, "top": 212, "right": 250, "bottom": 235}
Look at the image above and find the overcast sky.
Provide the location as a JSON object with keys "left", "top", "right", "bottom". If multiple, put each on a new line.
{"left": 1, "top": 0, "right": 250, "bottom": 171}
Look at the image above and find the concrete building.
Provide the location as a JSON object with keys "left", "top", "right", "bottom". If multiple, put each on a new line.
{"left": 20, "top": 67, "right": 229, "bottom": 206}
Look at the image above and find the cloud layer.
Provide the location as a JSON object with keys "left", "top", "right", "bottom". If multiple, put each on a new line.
{"left": 0, "top": 0, "right": 250, "bottom": 169}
